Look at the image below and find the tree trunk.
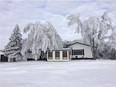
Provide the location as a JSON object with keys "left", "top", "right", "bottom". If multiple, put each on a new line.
{"left": 114, "top": 50, "right": 116, "bottom": 60}
{"left": 92, "top": 48, "right": 97, "bottom": 60}
{"left": 92, "top": 38, "right": 97, "bottom": 60}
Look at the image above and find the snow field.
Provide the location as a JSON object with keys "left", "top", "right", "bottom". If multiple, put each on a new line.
{"left": 0, "top": 60, "right": 116, "bottom": 87}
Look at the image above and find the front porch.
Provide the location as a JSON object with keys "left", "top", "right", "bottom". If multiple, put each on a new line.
{"left": 47, "top": 48, "right": 71, "bottom": 61}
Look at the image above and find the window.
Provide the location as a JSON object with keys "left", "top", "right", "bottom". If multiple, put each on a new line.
{"left": 72, "top": 49, "right": 84, "bottom": 55}
{"left": 48, "top": 51, "right": 53, "bottom": 59}
{"left": 63, "top": 51, "right": 67, "bottom": 60}
{"left": 55, "top": 51, "right": 60, "bottom": 59}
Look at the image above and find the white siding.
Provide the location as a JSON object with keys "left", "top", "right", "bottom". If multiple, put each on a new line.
{"left": 0, "top": 52, "right": 4, "bottom": 55}
{"left": 24, "top": 53, "right": 35, "bottom": 60}
{"left": 68, "top": 44, "right": 93, "bottom": 58}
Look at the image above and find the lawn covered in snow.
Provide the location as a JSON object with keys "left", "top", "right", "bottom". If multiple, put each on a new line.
{"left": 0, "top": 60, "right": 116, "bottom": 87}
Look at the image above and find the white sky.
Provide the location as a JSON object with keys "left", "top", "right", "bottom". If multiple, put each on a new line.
{"left": 0, "top": 0, "right": 116, "bottom": 50}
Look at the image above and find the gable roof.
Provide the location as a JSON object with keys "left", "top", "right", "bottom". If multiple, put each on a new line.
{"left": 52, "top": 48, "right": 71, "bottom": 51}
{"left": 0, "top": 50, "right": 4, "bottom": 55}
{"left": 66, "top": 42, "right": 91, "bottom": 47}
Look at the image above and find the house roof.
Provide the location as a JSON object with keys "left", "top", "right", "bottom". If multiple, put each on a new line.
{"left": 66, "top": 42, "right": 91, "bottom": 47}
{"left": 0, "top": 50, "right": 4, "bottom": 55}
{"left": 50, "top": 48, "right": 71, "bottom": 51}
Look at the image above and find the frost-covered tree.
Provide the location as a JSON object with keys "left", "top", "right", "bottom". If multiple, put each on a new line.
{"left": 4, "top": 24, "right": 22, "bottom": 61}
{"left": 109, "top": 26, "right": 116, "bottom": 59}
{"left": 21, "top": 21, "right": 63, "bottom": 60}
{"left": 67, "top": 12, "right": 112, "bottom": 59}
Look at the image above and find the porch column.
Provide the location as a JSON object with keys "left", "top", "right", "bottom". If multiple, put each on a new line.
{"left": 60, "top": 51, "right": 63, "bottom": 60}
{"left": 34, "top": 55, "right": 38, "bottom": 61}
{"left": 67, "top": 51, "right": 69, "bottom": 60}
{"left": 8, "top": 57, "right": 10, "bottom": 62}
{"left": 53, "top": 51, "right": 55, "bottom": 60}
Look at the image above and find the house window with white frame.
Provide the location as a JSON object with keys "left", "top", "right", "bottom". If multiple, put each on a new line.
{"left": 72, "top": 49, "right": 84, "bottom": 55}
{"left": 55, "top": 51, "right": 60, "bottom": 60}
{"left": 48, "top": 51, "right": 53, "bottom": 59}
{"left": 63, "top": 51, "right": 67, "bottom": 60}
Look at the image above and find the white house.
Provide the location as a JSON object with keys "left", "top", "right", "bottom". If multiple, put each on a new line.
{"left": 0, "top": 50, "right": 4, "bottom": 61}
{"left": 47, "top": 42, "right": 93, "bottom": 61}
{"left": 0, "top": 50, "right": 9, "bottom": 62}
{"left": 23, "top": 48, "right": 71, "bottom": 61}
{"left": 23, "top": 50, "right": 34, "bottom": 61}
{"left": 23, "top": 42, "right": 93, "bottom": 61}
{"left": 0, "top": 50, "right": 16, "bottom": 62}
{"left": 47, "top": 48, "right": 71, "bottom": 61}
{"left": 66, "top": 42, "right": 93, "bottom": 59}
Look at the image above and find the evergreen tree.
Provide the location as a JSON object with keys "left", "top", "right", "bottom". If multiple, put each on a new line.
{"left": 4, "top": 24, "right": 22, "bottom": 61}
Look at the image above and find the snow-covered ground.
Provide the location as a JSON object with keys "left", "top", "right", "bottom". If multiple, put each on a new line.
{"left": 0, "top": 60, "right": 116, "bottom": 87}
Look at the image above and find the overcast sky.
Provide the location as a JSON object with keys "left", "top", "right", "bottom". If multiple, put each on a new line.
{"left": 0, "top": 0, "right": 116, "bottom": 50}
